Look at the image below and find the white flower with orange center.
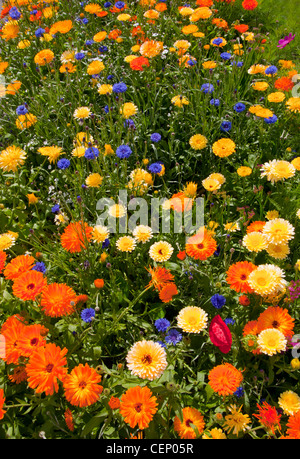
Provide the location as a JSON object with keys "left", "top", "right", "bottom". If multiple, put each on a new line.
{"left": 126, "top": 340, "right": 167, "bottom": 380}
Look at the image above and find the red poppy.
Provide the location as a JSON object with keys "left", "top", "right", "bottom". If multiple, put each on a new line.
{"left": 209, "top": 315, "right": 232, "bottom": 353}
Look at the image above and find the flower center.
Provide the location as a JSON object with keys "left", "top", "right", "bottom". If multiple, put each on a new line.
{"left": 197, "top": 243, "right": 204, "bottom": 249}
{"left": 79, "top": 381, "right": 87, "bottom": 389}
{"left": 185, "top": 419, "right": 193, "bottom": 427}
{"left": 30, "top": 338, "right": 38, "bottom": 346}
{"left": 272, "top": 320, "right": 279, "bottom": 328}
{"left": 46, "top": 363, "right": 54, "bottom": 373}
{"left": 134, "top": 403, "right": 143, "bottom": 413}
{"left": 141, "top": 354, "right": 153, "bottom": 365}
{"left": 27, "top": 283, "right": 35, "bottom": 290}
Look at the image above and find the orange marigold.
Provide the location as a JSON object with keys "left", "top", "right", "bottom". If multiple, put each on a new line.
{"left": 63, "top": 363, "right": 103, "bottom": 407}
{"left": 0, "top": 389, "right": 6, "bottom": 420}
{"left": 40, "top": 283, "right": 77, "bottom": 317}
{"left": 61, "top": 221, "right": 93, "bottom": 253}
{"left": 3, "top": 254, "right": 35, "bottom": 280}
{"left": 158, "top": 283, "right": 178, "bottom": 303}
{"left": 208, "top": 363, "right": 243, "bottom": 396}
{"left": 108, "top": 396, "right": 121, "bottom": 410}
{"left": 64, "top": 408, "right": 75, "bottom": 432}
{"left": 119, "top": 386, "right": 158, "bottom": 430}
{"left": 0, "top": 251, "right": 6, "bottom": 274}
{"left": 226, "top": 261, "right": 256, "bottom": 293}
{"left": 274, "top": 77, "right": 294, "bottom": 92}
{"left": 256, "top": 306, "right": 295, "bottom": 339}
{"left": 12, "top": 270, "right": 47, "bottom": 301}
{"left": 174, "top": 407, "right": 205, "bottom": 439}
{"left": 185, "top": 230, "right": 217, "bottom": 261}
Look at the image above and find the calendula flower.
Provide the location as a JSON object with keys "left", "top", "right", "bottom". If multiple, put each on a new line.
{"left": 0, "top": 145, "right": 26, "bottom": 172}
{"left": 174, "top": 407, "right": 205, "bottom": 439}
{"left": 132, "top": 225, "right": 153, "bottom": 243}
{"left": 242, "top": 232, "right": 268, "bottom": 253}
{"left": 126, "top": 340, "right": 168, "bottom": 380}
{"left": 256, "top": 306, "right": 294, "bottom": 338}
{"left": 87, "top": 60, "right": 105, "bottom": 75}
{"left": 63, "top": 363, "right": 103, "bottom": 407}
{"left": 119, "top": 386, "right": 158, "bottom": 430}
{"left": 149, "top": 241, "right": 174, "bottom": 262}
{"left": 257, "top": 328, "right": 287, "bottom": 356}
{"left": 237, "top": 166, "right": 252, "bottom": 177}
{"left": 12, "top": 270, "right": 47, "bottom": 301}
{"left": 261, "top": 160, "right": 295, "bottom": 184}
{"left": 116, "top": 236, "right": 137, "bottom": 252}
{"left": 208, "top": 363, "right": 243, "bottom": 396}
{"left": 262, "top": 218, "right": 295, "bottom": 245}
{"left": 253, "top": 401, "right": 281, "bottom": 435}
{"left": 40, "top": 283, "right": 77, "bottom": 317}
{"left": 34, "top": 49, "right": 54, "bottom": 66}
{"left": 212, "top": 138, "right": 236, "bottom": 158}
{"left": 278, "top": 391, "right": 300, "bottom": 416}
{"left": 247, "top": 264, "right": 287, "bottom": 296}
{"left": 73, "top": 107, "right": 91, "bottom": 120}
{"left": 120, "top": 102, "right": 138, "bottom": 119}
{"left": 85, "top": 173, "right": 103, "bottom": 187}
{"left": 140, "top": 40, "right": 163, "bottom": 58}
{"left": 177, "top": 306, "right": 208, "bottom": 333}
{"left": 223, "top": 405, "right": 251, "bottom": 436}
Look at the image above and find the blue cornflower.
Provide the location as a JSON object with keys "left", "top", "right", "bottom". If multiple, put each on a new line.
{"left": 9, "top": 7, "right": 21, "bottom": 20}
{"left": 99, "top": 46, "right": 108, "bottom": 53}
{"left": 265, "top": 65, "right": 278, "bottom": 75}
{"left": 214, "top": 245, "right": 221, "bottom": 256}
{"left": 220, "top": 52, "right": 232, "bottom": 60}
{"left": 232, "top": 61, "right": 243, "bottom": 67}
{"left": 234, "top": 386, "right": 244, "bottom": 398}
{"left": 104, "top": 105, "right": 110, "bottom": 114}
{"left": 264, "top": 115, "right": 278, "bottom": 124}
{"left": 165, "top": 329, "right": 182, "bottom": 345}
{"left": 32, "top": 262, "right": 47, "bottom": 274}
{"left": 81, "top": 308, "right": 95, "bottom": 323}
{"left": 155, "top": 318, "right": 170, "bottom": 333}
{"left": 35, "top": 28, "right": 45, "bottom": 38}
{"left": 85, "top": 39, "right": 94, "bottom": 45}
{"left": 112, "top": 82, "right": 127, "bottom": 93}
{"left": 57, "top": 158, "right": 70, "bottom": 170}
{"left": 16, "top": 105, "right": 28, "bottom": 116}
{"left": 102, "top": 238, "right": 110, "bottom": 249}
{"left": 82, "top": 18, "right": 89, "bottom": 24}
{"left": 234, "top": 102, "right": 246, "bottom": 113}
{"left": 220, "top": 120, "right": 232, "bottom": 132}
{"left": 75, "top": 52, "right": 85, "bottom": 60}
{"left": 84, "top": 147, "right": 99, "bottom": 159}
{"left": 201, "top": 83, "right": 214, "bottom": 94}
{"left": 212, "top": 38, "right": 223, "bottom": 46}
{"left": 107, "top": 74, "right": 114, "bottom": 81}
{"left": 210, "top": 98, "right": 220, "bottom": 106}
{"left": 51, "top": 204, "right": 60, "bottom": 213}
{"left": 224, "top": 318, "right": 235, "bottom": 325}
{"left": 188, "top": 59, "right": 196, "bottom": 66}
{"left": 157, "top": 340, "right": 167, "bottom": 348}
{"left": 150, "top": 133, "right": 161, "bottom": 143}
{"left": 104, "top": 1, "right": 112, "bottom": 6}
{"left": 148, "top": 162, "right": 162, "bottom": 174}
{"left": 124, "top": 119, "right": 136, "bottom": 129}
{"left": 210, "top": 294, "right": 226, "bottom": 309}
{"left": 115, "top": 1, "right": 125, "bottom": 8}
{"left": 116, "top": 145, "right": 132, "bottom": 159}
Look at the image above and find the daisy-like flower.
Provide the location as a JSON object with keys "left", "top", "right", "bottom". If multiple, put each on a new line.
{"left": 120, "top": 102, "right": 138, "bottom": 119}
{"left": 38, "top": 146, "right": 64, "bottom": 164}
{"left": 92, "top": 225, "right": 110, "bottom": 244}
{"left": 85, "top": 173, "right": 103, "bottom": 188}
{"left": 34, "top": 49, "right": 54, "bottom": 66}
{"left": 174, "top": 407, "right": 205, "bottom": 439}
{"left": 208, "top": 363, "right": 243, "bottom": 397}
{"left": 126, "top": 340, "right": 168, "bottom": 380}
{"left": 146, "top": 266, "right": 174, "bottom": 291}
{"left": 286, "top": 97, "right": 300, "bottom": 113}
{"left": 132, "top": 225, "right": 153, "bottom": 243}
{"left": 73, "top": 107, "right": 91, "bottom": 120}
{"left": 98, "top": 84, "right": 113, "bottom": 95}
{"left": 140, "top": 40, "right": 163, "bottom": 58}
{"left": 108, "top": 203, "right": 126, "bottom": 218}
{"left": 261, "top": 160, "right": 295, "bottom": 184}
{"left": 212, "top": 138, "right": 236, "bottom": 158}
{"left": 202, "top": 428, "right": 226, "bottom": 439}
{"left": 3, "top": 254, "right": 35, "bottom": 280}
{"left": 159, "top": 283, "right": 178, "bottom": 303}
{"left": 149, "top": 241, "right": 174, "bottom": 262}
{"left": 256, "top": 306, "right": 295, "bottom": 338}
{"left": 247, "top": 264, "right": 286, "bottom": 296}
{"left": 63, "top": 363, "right": 103, "bottom": 407}
{"left": 12, "top": 270, "right": 47, "bottom": 301}
{"left": 17, "top": 324, "right": 48, "bottom": 358}
{"left": 257, "top": 328, "right": 287, "bottom": 356}
{"left": 278, "top": 391, "right": 300, "bottom": 416}
{"left": 202, "top": 177, "right": 220, "bottom": 192}
{"left": 223, "top": 405, "right": 251, "bottom": 436}
{"left": 25, "top": 343, "right": 68, "bottom": 396}
{"left": 0, "top": 145, "right": 27, "bottom": 172}
{"left": 119, "top": 386, "right": 158, "bottom": 430}
{"left": 262, "top": 218, "right": 295, "bottom": 245}
{"left": 116, "top": 236, "right": 137, "bottom": 252}
{"left": 0, "top": 232, "right": 17, "bottom": 251}
{"left": 40, "top": 283, "right": 77, "bottom": 317}
{"left": 171, "top": 95, "right": 189, "bottom": 107}
{"left": 185, "top": 230, "right": 217, "bottom": 261}
{"left": 61, "top": 221, "right": 93, "bottom": 253}
{"left": 177, "top": 306, "right": 208, "bottom": 333}
{"left": 242, "top": 232, "right": 268, "bottom": 253}
{"left": 266, "top": 242, "right": 290, "bottom": 260}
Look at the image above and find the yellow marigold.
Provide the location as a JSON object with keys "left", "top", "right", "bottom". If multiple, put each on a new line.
{"left": 212, "top": 138, "right": 236, "bottom": 158}
{"left": 143, "top": 9, "right": 159, "bottom": 19}
{"left": 92, "top": 225, "right": 109, "bottom": 244}
{"left": 202, "top": 60, "right": 217, "bottom": 69}
{"left": 177, "top": 306, "right": 208, "bottom": 333}
{"left": 252, "top": 81, "right": 269, "bottom": 91}
{"left": 85, "top": 173, "right": 103, "bottom": 188}
{"left": 17, "top": 40, "right": 31, "bottom": 49}
{"left": 171, "top": 95, "right": 189, "bottom": 107}
{"left": 202, "top": 177, "right": 220, "bottom": 192}
{"left": 286, "top": 97, "right": 300, "bottom": 113}
{"left": 267, "top": 92, "right": 285, "bottom": 103}
{"left": 120, "top": 102, "right": 138, "bottom": 119}
{"left": 190, "top": 6, "right": 212, "bottom": 21}
{"left": 242, "top": 232, "right": 268, "bottom": 253}
{"left": 189, "top": 134, "right": 207, "bottom": 150}
{"left": 34, "top": 49, "right": 55, "bottom": 66}
{"left": 140, "top": 40, "right": 163, "bottom": 58}
{"left": 38, "top": 146, "right": 64, "bottom": 164}
{"left": 237, "top": 166, "right": 252, "bottom": 177}
{"left": 291, "top": 157, "right": 300, "bottom": 170}
{"left": 1, "top": 20, "right": 19, "bottom": 40}
{"left": 87, "top": 60, "right": 105, "bottom": 75}
{"left": 278, "top": 391, "right": 300, "bottom": 416}
{"left": 116, "top": 236, "right": 137, "bottom": 253}
{"left": 257, "top": 328, "right": 287, "bottom": 356}
{"left": 0, "top": 145, "right": 27, "bottom": 172}
{"left": 16, "top": 113, "right": 37, "bottom": 130}
{"left": 73, "top": 106, "right": 91, "bottom": 120}
{"left": 49, "top": 20, "right": 73, "bottom": 35}
{"left": 85, "top": 3, "right": 103, "bottom": 14}
{"left": 181, "top": 24, "right": 198, "bottom": 34}
{"left": 93, "top": 31, "right": 107, "bottom": 42}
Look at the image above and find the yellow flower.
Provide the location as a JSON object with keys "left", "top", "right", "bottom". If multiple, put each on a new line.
{"left": 17, "top": 40, "right": 31, "bottom": 49}
{"left": 181, "top": 24, "right": 198, "bottom": 35}
{"left": 183, "top": 182, "right": 197, "bottom": 198}
{"left": 291, "top": 359, "right": 300, "bottom": 370}
{"left": 258, "top": 329, "right": 287, "bottom": 356}
{"left": 108, "top": 204, "right": 126, "bottom": 218}
{"left": 291, "top": 157, "right": 300, "bottom": 170}
{"left": 85, "top": 173, "right": 103, "bottom": 188}
{"left": 189, "top": 134, "right": 207, "bottom": 150}
{"left": 0, "top": 145, "right": 27, "bottom": 172}
{"left": 100, "top": 252, "right": 108, "bottom": 263}
{"left": 202, "top": 177, "right": 220, "bottom": 192}
{"left": 237, "top": 166, "right": 252, "bottom": 177}
{"left": 202, "top": 428, "right": 226, "bottom": 439}
{"left": 149, "top": 241, "right": 174, "bottom": 262}
{"left": 34, "top": 49, "right": 54, "bottom": 66}
{"left": 16, "top": 113, "right": 37, "bottom": 130}
{"left": 262, "top": 218, "right": 295, "bottom": 245}
{"left": 248, "top": 264, "right": 286, "bottom": 296}
{"left": 132, "top": 225, "right": 153, "bottom": 243}
{"left": 267, "top": 92, "right": 285, "bottom": 103}
{"left": 73, "top": 106, "right": 91, "bottom": 120}
{"left": 223, "top": 405, "right": 251, "bottom": 436}
{"left": 0, "top": 232, "right": 16, "bottom": 251}
{"left": 116, "top": 236, "right": 136, "bottom": 253}
{"left": 38, "top": 146, "right": 64, "bottom": 164}
{"left": 126, "top": 340, "right": 168, "bottom": 380}
{"left": 120, "top": 102, "right": 138, "bottom": 119}
{"left": 87, "top": 60, "right": 105, "bottom": 75}
{"left": 92, "top": 225, "right": 109, "bottom": 244}
{"left": 177, "top": 306, "right": 208, "bottom": 333}
{"left": 104, "top": 144, "right": 114, "bottom": 156}
{"left": 252, "top": 81, "right": 269, "bottom": 91}
{"left": 224, "top": 222, "right": 239, "bottom": 232}
{"left": 190, "top": 7, "right": 212, "bottom": 22}
{"left": 117, "top": 13, "right": 131, "bottom": 21}
{"left": 212, "top": 139, "right": 236, "bottom": 158}
{"left": 261, "top": 160, "right": 295, "bottom": 183}
{"left": 93, "top": 31, "right": 107, "bottom": 42}
{"left": 286, "top": 97, "right": 300, "bottom": 113}
{"left": 171, "top": 95, "right": 189, "bottom": 107}
{"left": 202, "top": 61, "right": 217, "bottom": 69}
{"left": 266, "top": 242, "right": 290, "bottom": 260}
{"left": 242, "top": 232, "right": 268, "bottom": 253}
{"left": 265, "top": 210, "right": 279, "bottom": 220}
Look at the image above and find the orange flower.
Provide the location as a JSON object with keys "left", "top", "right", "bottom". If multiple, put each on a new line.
{"left": 146, "top": 266, "right": 174, "bottom": 291}
{"left": 63, "top": 363, "right": 103, "bottom": 407}
{"left": 64, "top": 408, "right": 75, "bottom": 432}
{"left": 61, "top": 221, "right": 93, "bottom": 253}
{"left": 140, "top": 40, "right": 163, "bottom": 58}
{"left": 234, "top": 24, "right": 249, "bottom": 33}
{"left": 174, "top": 407, "right": 205, "bottom": 439}
{"left": 108, "top": 396, "right": 121, "bottom": 410}
{"left": 0, "top": 251, "right": 6, "bottom": 273}
{"left": 208, "top": 363, "right": 243, "bottom": 396}
{"left": 256, "top": 306, "right": 295, "bottom": 339}
{"left": 0, "top": 389, "right": 6, "bottom": 420}
{"left": 40, "top": 283, "right": 77, "bottom": 317}
{"left": 94, "top": 278, "right": 104, "bottom": 289}
{"left": 285, "top": 411, "right": 300, "bottom": 439}
{"left": 177, "top": 250, "right": 186, "bottom": 260}
{"left": 8, "top": 366, "right": 27, "bottom": 384}
{"left": 158, "top": 283, "right": 178, "bottom": 303}
{"left": 49, "top": 20, "right": 73, "bottom": 35}
{"left": 253, "top": 401, "right": 281, "bottom": 435}
{"left": 26, "top": 343, "right": 68, "bottom": 396}
{"left": 119, "top": 386, "right": 158, "bottom": 430}
{"left": 3, "top": 254, "right": 35, "bottom": 280}
{"left": 18, "top": 324, "right": 48, "bottom": 357}
{"left": 169, "top": 191, "right": 193, "bottom": 213}
{"left": 34, "top": 49, "right": 55, "bottom": 66}
{"left": 0, "top": 315, "right": 27, "bottom": 364}
{"left": 130, "top": 56, "right": 150, "bottom": 71}
{"left": 185, "top": 230, "right": 217, "bottom": 260}
{"left": 226, "top": 261, "right": 256, "bottom": 293}
{"left": 12, "top": 270, "right": 47, "bottom": 301}
{"left": 108, "top": 29, "right": 122, "bottom": 40}
{"left": 274, "top": 77, "right": 294, "bottom": 92}
{"left": 246, "top": 221, "right": 266, "bottom": 233}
